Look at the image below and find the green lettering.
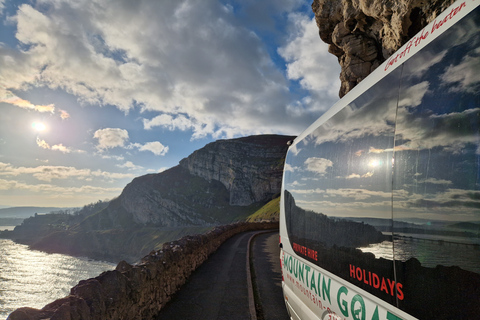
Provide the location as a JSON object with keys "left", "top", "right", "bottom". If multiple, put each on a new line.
{"left": 318, "top": 271, "right": 322, "bottom": 295}
{"left": 288, "top": 256, "right": 293, "bottom": 274}
{"left": 337, "top": 286, "right": 349, "bottom": 317}
{"left": 322, "top": 275, "right": 331, "bottom": 304}
{"left": 298, "top": 261, "right": 305, "bottom": 283}
{"left": 371, "top": 306, "right": 379, "bottom": 320}
{"left": 310, "top": 271, "right": 317, "bottom": 294}
{"left": 351, "top": 294, "right": 365, "bottom": 320}
{"left": 386, "top": 312, "right": 403, "bottom": 320}
{"left": 293, "top": 259, "right": 298, "bottom": 277}
{"left": 305, "top": 265, "right": 311, "bottom": 286}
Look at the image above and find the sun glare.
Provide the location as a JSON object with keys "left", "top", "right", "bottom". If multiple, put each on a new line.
{"left": 369, "top": 159, "right": 380, "bottom": 167}
{"left": 32, "top": 122, "right": 46, "bottom": 131}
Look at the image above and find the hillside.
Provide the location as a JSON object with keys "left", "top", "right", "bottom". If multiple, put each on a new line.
{"left": 4, "top": 134, "right": 293, "bottom": 262}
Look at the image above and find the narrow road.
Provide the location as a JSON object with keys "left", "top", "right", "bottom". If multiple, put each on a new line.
{"left": 251, "top": 231, "right": 290, "bottom": 320}
{"left": 155, "top": 230, "right": 289, "bottom": 320}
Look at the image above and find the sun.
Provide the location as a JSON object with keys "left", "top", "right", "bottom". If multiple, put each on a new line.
{"left": 32, "top": 122, "right": 46, "bottom": 132}
{"left": 369, "top": 159, "right": 380, "bottom": 167}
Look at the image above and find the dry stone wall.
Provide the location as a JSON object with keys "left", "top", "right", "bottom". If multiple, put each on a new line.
{"left": 8, "top": 222, "right": 278, "bottom": 320}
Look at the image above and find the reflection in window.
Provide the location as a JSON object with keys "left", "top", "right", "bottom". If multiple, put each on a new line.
{"left": 283, "top": 6, "right": 480, "bottom": 319}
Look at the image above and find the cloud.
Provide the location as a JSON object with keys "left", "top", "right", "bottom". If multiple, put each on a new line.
{"left": 404, "top": 188, "right": 480, "bottom": 211}
{"left": 278, "top": 14, "right": 341, "bottom": 105}
{"left": 1, "top": 0, "right": 341, "bottom": 140}
{"left": 0, "top": 87, "right": 55, "bottom": 113}
{"left": 51, "top": 144, "right": 72, "bottom": 153}
{"left": 117, "top": 161, "right": 143, "bottom": 170}
{"left": 36, "top": 138, "right": 50, "bottom": 149}
{"left": 143, "top": 114, "right": 194, "bottom": 131}
{"left": 304, "top": 157, "right": 333, "bottom": 174}
{"left": 441, "top": 49, "right": 480, "bottom": 93}
{"left": 418, "top": 178, "right": 453, "bottom": 185}
{"left": 59, "top": 109, "right": 70, "bottom": 119}
{"left": 137, "top": 141, "right": 169, "bottom": 156}
{"left": 0, "top": 161, "right": 134, "bottom": 182}
{"left": 0, "top": 178, "right": 122, "bottom": 195}
{"left": 398, "top": 81, "right": 429, "bottom": 108}
{"left": 93, "top": 128, "right": 129, "bottom": 150}
{"left": 325, "top": 188, "right": 391, "bottom": 201}
{"left": 395, "top": 107, "right": 480, "bottom": 152}
{"left": 36, "top": 138, "right": 76, "bottom": 153}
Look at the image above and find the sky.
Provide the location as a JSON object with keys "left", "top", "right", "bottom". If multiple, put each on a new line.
{"left": 283, "top": 8, "right": 480, "bottom": 223}
{"left": 0, "top": 0, "right": 341, "bottom": 208}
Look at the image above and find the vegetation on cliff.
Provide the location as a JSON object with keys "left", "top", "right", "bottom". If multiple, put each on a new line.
{"left": 2, "top": 135, "right": 292, "bottom": 263}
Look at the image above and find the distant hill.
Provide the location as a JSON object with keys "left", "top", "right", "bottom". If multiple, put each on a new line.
{"left": 0, "top": 207, "right": 70, "bottom": 219}
{"left": 448, "top": 222, "right": 480, "bottom": 232}
{"left": 4, "top": 134, "right": 293, "bottom": 262}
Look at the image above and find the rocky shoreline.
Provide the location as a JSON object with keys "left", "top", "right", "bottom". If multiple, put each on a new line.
{"left": 7, "top": 221, "right": 278, "bottom": 320}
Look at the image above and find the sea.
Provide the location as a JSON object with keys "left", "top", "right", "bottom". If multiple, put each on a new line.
{"left": 359, "top": 233, "right": 480, "bottom": 274}
{"left": 0, "top": 237, "right": 115, "bottom": 320}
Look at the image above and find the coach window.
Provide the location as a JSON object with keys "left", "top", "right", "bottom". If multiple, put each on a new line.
{"left": 391, "top": 7, "right": 480, "bottom": 319}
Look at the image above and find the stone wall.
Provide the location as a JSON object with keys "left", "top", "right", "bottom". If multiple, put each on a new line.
{"left": 8, "top": 222, "right": 278, "bottom": 320}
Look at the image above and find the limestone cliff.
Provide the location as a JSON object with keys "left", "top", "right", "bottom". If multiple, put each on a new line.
{"left": 179, "top": 135, "right": 292, "bottom": 206}
{"left": 4, "top": 134, "right": 293, "bottom": 262}
{"left": 312, "top": 0, "right": 456, "bottom": 97}
{"left": 82, "top": 134, "right": 293, "bottom": 229}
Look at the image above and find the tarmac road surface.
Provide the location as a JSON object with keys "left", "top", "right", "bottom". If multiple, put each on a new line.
{"left": 155, "top": 230, "right": 289, "bottom": 320}
{"left": 251, "top": 231, "right": 290, "bottom": 320}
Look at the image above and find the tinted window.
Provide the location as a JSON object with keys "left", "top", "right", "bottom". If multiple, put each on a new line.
{"left": 391, "top": 8, "right": 480, "bottom": 319}
{"left": 284, "top": 6, "right": 480, "bottom": 319}
{"left": 284, "top": 65, "right": 401, "bottom": 306}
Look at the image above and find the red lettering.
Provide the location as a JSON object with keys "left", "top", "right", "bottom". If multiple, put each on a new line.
{"left": 348, "top": 266, "right": 405, "bottom": 300}
{"left": 363, "top": 269, "right": 369, "bottom": 284}
{"left": 387, "top": 278, "right": 396, "bottom": 296}
{"left": 356, "top": 267, "right": 363, "bottom": 281}
{"left": 372, "top": 273, "right": 380, "bottom": 288}
{"left": 381, "top": 278, "right": 389, "bottom": 294}
{"left": 397, "top": 283, "right": 404, "bottom": 301}
{"left": 432, "top": 2, "right": 466, "bottom": 33}
{"left": 349, "top": 265, "right": 356, "bottom": 278}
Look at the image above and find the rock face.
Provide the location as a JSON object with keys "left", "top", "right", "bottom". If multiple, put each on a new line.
{"left": 3, "top": 134, "right": 292, "bottom": 263}
{"left": 76, "top": 134, "right": 293, "bottom": 230}
{"left": 180, "top": 135, "right": 293, "bottom": 206}
{"left": 312, "top": 0, "right": 456, "bottom": 97}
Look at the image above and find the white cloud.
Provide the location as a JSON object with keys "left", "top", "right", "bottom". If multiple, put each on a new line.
{"left": 117, "top": 161, "right": 143, "bottom": 170}
{"left": 93, "top": 128, "right": 129, "bottom": 150}
{"left": 36, "top": 138, "right": 77, "bottom": 153}
{"left": 398, "top": 81, "right": 429, "bottom": 108}
{"left": 0, "top": 86, "right": 55, "bottom": 113}
{"left": 0, "top": 178, "right": 122, "bottom": 194}
{"left": 325, "top": 188, "right": 392, "bottom": 201}
{"left": 0, "top": 0, "right": 341, "bottom": 140}
{"left": 278, "top": 14, "right": 341, "bottom": 114}
{"left": 441, "top": 50, "right": 480, "bottom": 93}
{"left": 143, "top": 114, "right": 194, "bottom": 131}
{"left": 0, "top": 161, "right": 134, "bottom": 182}
{"left": 304, "top": 157, "right": 333, "bottom": 174}
{"left": 137, "top": 141, "right": 169, "bottom": 156}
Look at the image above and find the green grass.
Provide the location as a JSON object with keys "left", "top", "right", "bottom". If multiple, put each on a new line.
{"left": 246, "top": 196, "right": 280, "bottom": 222}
